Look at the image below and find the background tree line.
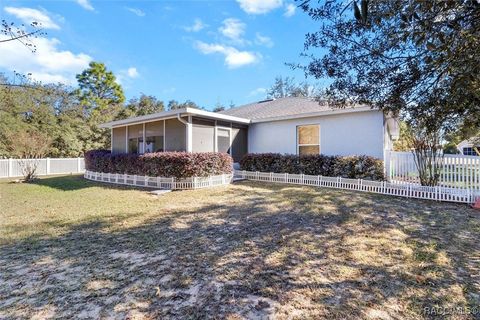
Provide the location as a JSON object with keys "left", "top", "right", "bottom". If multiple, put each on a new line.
{"left": 0, "top": 62, "right": 203, "bottom": 158}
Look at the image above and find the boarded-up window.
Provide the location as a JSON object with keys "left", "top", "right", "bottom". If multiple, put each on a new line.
{"left": 297, "top": 125, "right": 320, "bottom": 155}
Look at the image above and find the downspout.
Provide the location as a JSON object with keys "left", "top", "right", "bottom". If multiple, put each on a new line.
{"left": 177, "top": 114, "right": 192, "bottom": 152}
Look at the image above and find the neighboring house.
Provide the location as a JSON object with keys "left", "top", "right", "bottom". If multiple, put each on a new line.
{"left": 457, "top": 139, "right": 480, "bottom": 156}
{"left": 100, "top": 97, "right": 399, "bottom": 162}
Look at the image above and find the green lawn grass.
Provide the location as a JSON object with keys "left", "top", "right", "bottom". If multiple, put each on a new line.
{"left": 1, "top": 175, "right": 479, "bottom": 319}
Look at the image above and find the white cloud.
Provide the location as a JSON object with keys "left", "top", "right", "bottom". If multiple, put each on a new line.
{"left": 194, "top": 41, "right": 260, "bottom": 68}
{"left": 255, "top": 33, "right": 274, "bottom": 48}
{"left": 248, "top": 87, "right": 267, "bottom": 97}
{"left": 126, "top": 7, "right": 145, "bottom": 17}
{"left": 218, "top": 18, "right": 246, "bottom": 43}
{"left": 284, "top": 3, "right": 296, "bottom": 17}
{"left": 184, "top": 18, "right": 206, "bottom": 32}
{"left": 0, "top": 35, "right": 92, "bottom": 84}
{"left": 4, "top": 7, "right": 60, "bottom": 30}
{"left": 117, "top": 67, "right": 140, "bottom": 84}
{"left": 236, "top": 0, "right": 283, "bottom": 14}
{"left": 127, "top": 67, "right": 139, "bottom": 78}
{"left": 76, "top": 0, "right": 94, "bottom": 11}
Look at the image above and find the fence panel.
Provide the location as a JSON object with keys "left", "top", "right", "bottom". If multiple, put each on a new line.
{"left": 0, "top": 158, "right": 85, "bottom": 178}
{"left": 388, "top": 151, "right": 480, "bottom": 191}
{"left": 237, "top": 170, "right": 479, "bottom": 204}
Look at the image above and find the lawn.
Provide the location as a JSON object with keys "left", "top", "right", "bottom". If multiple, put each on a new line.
{"left": 1, "top": 175, "right": 479, "bottom": 319}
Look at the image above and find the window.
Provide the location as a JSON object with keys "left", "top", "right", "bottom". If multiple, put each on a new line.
{"left": 463, "top": 147, "right": 479, "bottom": 156}
{"left": 297, "top": 124, "right": 320, "bottom": 155}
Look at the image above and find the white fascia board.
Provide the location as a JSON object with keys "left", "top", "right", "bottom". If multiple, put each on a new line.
{"left": 457, "top": 139, "right": 473, "bottom": 150}
{"left": 184, "top": 108, "right": 250, "bottom": 124}
{"left": 250, "top": 106, "right": 377, "bottom": 123}
{"left": 99, "top": 108, "right": 189, "bottom": 128}
{"left": 100, "top": 107, "right": 250, "bottom": 129}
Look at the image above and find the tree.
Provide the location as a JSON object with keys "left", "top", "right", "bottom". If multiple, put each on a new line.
{"left": 298, "top": 0, "right": 480, "bottom": 185}
{"left": 0, "top": 75, "right": 88, "bottom": 158}
{"left": 213, "top": 101, "right": 225, "bottom": 113}
{"left": 267, "top": 76, "right": 318, "bottom": 99}
{"left": 9, "top": 129, "right": 52, "bottom": 181}
{"left": 1, "top": 20, "right": 45, "bottom": 52}
{"left": 167, "top": 99, "right": 202, "bottom": 111}
{"left": 393, "top": 121, "right": 413, "bottom": 152}
{"left": 116, "top": 94, "right": 165, "bottom": 119}
{"left": 297, "top": 0, "right": 480, "bottom": 132}
{"left": 75, "top": 62, "right": 125, "bottom": 150}
{"left": 167, "top": 100, "right": 180, "bottom": 111}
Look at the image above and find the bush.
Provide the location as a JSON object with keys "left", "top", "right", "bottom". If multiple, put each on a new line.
{"left": 239, "top": 153, "right": 384, "bottom": 180}
{"left": 84, "top": 150, "right": 233, "bottom": 179}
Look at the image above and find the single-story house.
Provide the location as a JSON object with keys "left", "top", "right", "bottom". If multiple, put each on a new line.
{"left": 100, "top": 97, "right": 400, "bottom": 162}
{"left": 457, "top": 139, "right": 480, "bottom": 156}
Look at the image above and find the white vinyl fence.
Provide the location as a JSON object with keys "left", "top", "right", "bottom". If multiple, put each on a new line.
{"left": 236, "top": 170, "right": 480, "bottom": 204}
{"left": 84, "top": 170, "right": 233, "bottom": 190}
{"left": 0, "top": 158, "right": 85, "bottom": 178}
{"left": 387, "top": 151, "right": 480, "bottom": 192}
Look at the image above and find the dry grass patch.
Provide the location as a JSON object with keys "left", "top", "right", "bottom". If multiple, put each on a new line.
{"left": 0, "top": 175, "right": 479, "bottom": 319}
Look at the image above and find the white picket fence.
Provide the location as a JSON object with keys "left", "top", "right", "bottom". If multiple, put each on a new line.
{"left": 236, "top": 170, "right": 479, "bottom": 204}
{"left": 84, "top": 170, "right": 233, "bottom": 190}
{"left": 0, "top": 158, "right": 85, "bottom": 178}
{"left": 387, "top": 151, "right": 480, "bottom": 192}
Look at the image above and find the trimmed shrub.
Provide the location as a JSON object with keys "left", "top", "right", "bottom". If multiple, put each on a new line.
{"left": 239, "top": 153, "right": 384, "bottom": 180}
{"left": 84, "top": 150, "right": 233, "bottom": 179}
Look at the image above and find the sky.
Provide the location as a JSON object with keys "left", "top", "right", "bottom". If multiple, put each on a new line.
{"left": 0, "top": 0, "right": 323, "bottom": 110}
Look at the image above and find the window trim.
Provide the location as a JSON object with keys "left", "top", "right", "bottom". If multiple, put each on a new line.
{"left": 296, "top": 124, "right": 321, "bottom": 155}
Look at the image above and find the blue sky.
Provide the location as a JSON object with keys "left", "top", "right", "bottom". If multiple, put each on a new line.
{"left": 0, "top": 0, "right": 322, "bottom": 110}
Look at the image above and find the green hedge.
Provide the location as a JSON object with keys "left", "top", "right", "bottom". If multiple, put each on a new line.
{"left": 240, "top": 153, "right": 384, "bottom": 180}
{"left": 85, "top": 150, "right": 233, "bottom": 179}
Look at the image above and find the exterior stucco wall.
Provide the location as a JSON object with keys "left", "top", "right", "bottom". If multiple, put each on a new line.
{"left": 248, "top": 111, "right": 385, "bottom": 159}
{"left": 112, "top": 127, "right": 126, "bottom": 154}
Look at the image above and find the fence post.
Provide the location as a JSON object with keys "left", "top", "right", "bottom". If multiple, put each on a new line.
{"left": 46, "top": 157, "right": 51, "bottom": 175}
{"left": 7, "top": 158, "right": 13, "bottom": 177}
{"left": 77, "top": 157, "right": 82, "bottom": 173}
{"left": 385, "top": 151, "right": 391, "bottom": 182}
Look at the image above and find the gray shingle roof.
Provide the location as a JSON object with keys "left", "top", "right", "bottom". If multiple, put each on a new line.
{"left": 219, "top": 97, "right": 338, "bottom": 120}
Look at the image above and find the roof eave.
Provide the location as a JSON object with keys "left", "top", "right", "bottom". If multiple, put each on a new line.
{"left": 99, "top": 107, "right": 250, "bottom": 129}
{"left": 249, "top": 106, "right": 377, "bottom": 123}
